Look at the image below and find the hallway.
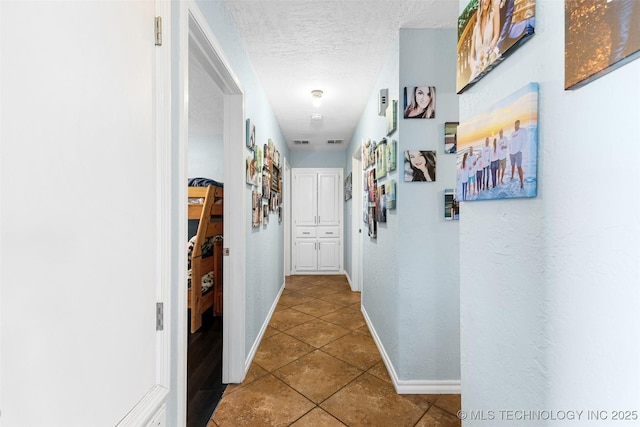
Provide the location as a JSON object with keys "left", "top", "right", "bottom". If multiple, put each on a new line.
{"left": 208, "top": 275, "right": 461, "bottom": 427}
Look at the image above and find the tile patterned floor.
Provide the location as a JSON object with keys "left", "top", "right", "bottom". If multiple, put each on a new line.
{"left": 208, "top": 275, "right": 461, "bottom": 427}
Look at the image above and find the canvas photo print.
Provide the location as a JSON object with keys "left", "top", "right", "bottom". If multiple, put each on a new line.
{"left": 403, "top": 86, "right": 436, "bottom": 118}
{"left": 456, "top": 82, "right": 539, "bottom": 201}
{"left": 565, "top": 0, "right": 640, "bottom": 89}
{"left": 457, "top": 0, "right": 536, "bottom": 93}
{"left": 404, "top": 150, "right": 436, "bottom": 182}
{"left": 445, "top": 122, "right": 459, "bottom": 154}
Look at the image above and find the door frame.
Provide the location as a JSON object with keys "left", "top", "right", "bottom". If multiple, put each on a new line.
{"left": 284, "top": 158, "right": 292, "bottom": 276}
{"left": 175, "top": 0, "right": 246, "bottom": 423}
{"left": 351, "top": 148, "right": 363, "bottom": 292}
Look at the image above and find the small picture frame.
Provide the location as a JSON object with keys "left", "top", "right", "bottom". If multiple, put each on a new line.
{"left": 246, "top": 119, "right": 255, "bottom": 151}
{"left": 387, "top": 139, "right": 397, "bottom": 171}
{"left": 270, "top": 164, "right": 280, "bottom": 192}
{"left": 386, "top": 100, "right": 397, "bottom": 135}
{"left": 444, "top": 189, "right": 459, "bottom": 221}
{"left": 344, "top": 173, "right": 352, "bottom": 201}
{"left": 403, "top": 86, "right": 436, "bottom": 119}
{"left": 404, "top": 150, "right": 437, "bottom": 182}
{"left": 444, "top": 122, "right": 459, "bottom": 154}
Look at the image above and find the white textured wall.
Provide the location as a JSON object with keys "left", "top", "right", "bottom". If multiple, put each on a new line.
{"left": 460, "top": 0, "right": 640, "bottom": 425}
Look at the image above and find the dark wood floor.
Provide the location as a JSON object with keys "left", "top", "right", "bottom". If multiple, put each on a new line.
{"left": 187, "top": 308, "right": 226, "bottom": 427}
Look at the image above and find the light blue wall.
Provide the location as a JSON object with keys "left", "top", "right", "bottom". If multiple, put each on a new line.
{"left": 169, "top": 2, "right": 289, "bottom": 423}
{"left": 189, "top": 0, "right": 290, "bottom": 360}
{"left": 459, "top": 0, "right": 640, "bottom": 423}
{"left": 397, "top": 29, "right": 460, "bottom": 381}
{"left": 344, "top": 29, "right": 460, "bottom": 384}
{"left": 345, "top": 34, "right": 402, "bottom": 373}
{"left": 290, "top": 149, "right": 347, "bottom": 169}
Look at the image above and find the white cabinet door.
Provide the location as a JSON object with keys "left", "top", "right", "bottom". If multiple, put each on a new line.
{"left": 295, "top": 239, "right": 317, "bottom": 271}
{"left": 293, "top": 172, "right": 318, "bottom": 226}
{"left": 318, "top": 240, "right": 340, "bottom": 271}
{"left": 317, "top": 172, "right": 340, "bottom": 226}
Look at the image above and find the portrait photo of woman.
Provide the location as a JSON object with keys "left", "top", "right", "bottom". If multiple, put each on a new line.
{"left": 403, "top": 86, "right": 436, "bottom": 118}
{"left": 404, "top": 150, "right": 437, "bottom": 182}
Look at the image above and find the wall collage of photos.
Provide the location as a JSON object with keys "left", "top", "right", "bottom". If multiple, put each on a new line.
{"left": 245, "top": 119, "right": 283, "bottom": 228}
{"left": 401, "top": 84, "right": 461, "bottom": 221}
{"left": 362, "top": 138, "right": 398, "bottom": 238}
{"left": 454, "top": 0, "right": 639, "bottom": 204}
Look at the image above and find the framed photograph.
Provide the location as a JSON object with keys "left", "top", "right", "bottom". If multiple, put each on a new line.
{"left": 252, "top": 191, "right": 261, "bottom": 228}
{"left": 385, "top": 180, "right": 396, "bottom": 210}
{"left": 444, "top": 122, "right": 459, "bottom": 154}
{"left": 444, "top": 189, "right": 460, "bottom": 220}
{"left": 387, "top": 139, "right": 397, "bottom": 171}
{"left": 565, "top": 0, "right": 640, "bottom": 90}
{"left": 362, "top": 139, "right": 372, "bottom": 170}
{"left": 404, "top": 150, "right": 437, "bottom": 182}
{"left": 456, "top": 82, "right": 539, "bottom": 201}
{"left": 366, "top": 169, "right": 376, "bottom": 203}
{"left": 270, "top": 164, "right": 280, "bottom": 192}
{"left": 246, "top": 119, "right": 255, "bottom": 150}
{"left": 246, "top": 156, "right": 258, "bottom": 185}
{"left": 344, "top": 173, "right": 352, "bottom": 201}
{"left": 376, "top": 185, "right": 387, "bottom": 223}
{"left": 386, "top": 100, "right": 397, "bottom": 135}
{"left": 363, "top": 193, "right": 368, "bottom": 226}
{"left": 368, "top": 206, "right": 377, "bottom": 238}
{"left": 263, "top": 203, "right": 269, "bottom": 225}
{"left": 368, "top": 140, "right": 377, "bottom": 168}
{"left": 456, "top": 0, "right": 536, "bottom": 93}
{"left": 403, "top": 86, "right": 436, "bottom": 118}
{"left": 376, "top": 141, "right": 387, "bottom": 179}
{"left": 262, "top": 166, "right": 270, "bottom": 198}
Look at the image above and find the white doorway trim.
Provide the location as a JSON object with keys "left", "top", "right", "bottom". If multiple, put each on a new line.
{"left": 284, "top": 158, "right": 292, "bottom": 276}
{"left": 351, "top": 148, "right": 363, "bottom": 292}
{"left": 176, "top": 0, "right": 246, "bottom": 423}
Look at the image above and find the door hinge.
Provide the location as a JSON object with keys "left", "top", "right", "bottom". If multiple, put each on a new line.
{"left": 155, "top": 16, "right": 163, "bottom": 46}
{"left": 156, "top": 302, "right": 164, "bottom": 331}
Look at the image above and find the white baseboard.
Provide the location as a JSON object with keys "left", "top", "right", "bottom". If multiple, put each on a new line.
{"left": 116, "top": 385, "right": 168, "bottom": 426}
{"left": 345, "top": 272, "right": 352, "bottom": 288}
{"left": 244, "top": 281, "right": 285, "bottom": 373}
{"left": 361, "top": 306, "right": 461, "bottom": 395}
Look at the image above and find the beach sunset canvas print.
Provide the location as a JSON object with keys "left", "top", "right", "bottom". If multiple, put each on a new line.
{"left": 456, "top": 82, "right": 538, "bottom": 201}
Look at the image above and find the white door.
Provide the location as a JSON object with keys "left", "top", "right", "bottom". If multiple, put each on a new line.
{"left": 317, "top": 172, "right": 340, "bottom": 226}
{"left": 293, "top": 172, "right": 318, "bottom": 226}
{"left": 1, "top": 1, "right": 168, "bottom": 426}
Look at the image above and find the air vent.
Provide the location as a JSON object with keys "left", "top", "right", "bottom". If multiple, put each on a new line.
{"left": 327, "top": 139, "right": 343, "bottom": 144}
{"left": 293, "top": 140, "right": 309, "bottom": 145}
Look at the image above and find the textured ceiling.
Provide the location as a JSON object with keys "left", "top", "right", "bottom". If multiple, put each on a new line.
{"left": 220, "top": 0, "right": 458, "bottom": 151}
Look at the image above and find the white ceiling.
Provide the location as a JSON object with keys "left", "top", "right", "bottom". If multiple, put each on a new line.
{"left": 192, "top": 0, "right": 458, "bottom": 151}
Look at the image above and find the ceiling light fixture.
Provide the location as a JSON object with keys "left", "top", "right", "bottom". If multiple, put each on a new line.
{"left": 311, "top": 89, "right": 323, "bottom": 108}
{"left": 311, "top": 113, "right": 323, "bottom": 120}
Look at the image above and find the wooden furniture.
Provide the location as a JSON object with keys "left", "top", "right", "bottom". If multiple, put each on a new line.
{"left": 292, "top": 168, "right": 343, "bottom": 273}
{"left": 188, "top": 185, "right": 223, "bottom": 333}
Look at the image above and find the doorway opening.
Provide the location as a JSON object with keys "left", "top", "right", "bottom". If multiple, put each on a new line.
{"left": 176, "top": 3, "right": 247, "bottom": 425}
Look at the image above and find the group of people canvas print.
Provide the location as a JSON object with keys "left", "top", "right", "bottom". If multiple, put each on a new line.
{"left": 456, "top": 82, "right": 538, "bottom": 201}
